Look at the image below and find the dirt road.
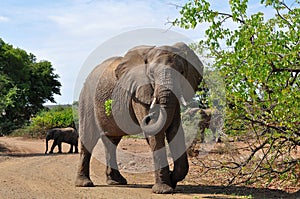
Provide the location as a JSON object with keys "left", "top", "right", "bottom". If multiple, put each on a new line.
{"left": 0, "top": 137, "right": 298, "bottom": 199}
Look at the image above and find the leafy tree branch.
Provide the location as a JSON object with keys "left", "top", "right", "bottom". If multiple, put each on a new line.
{"left": 174, "top": 0, "right": 300, "bottom": 189}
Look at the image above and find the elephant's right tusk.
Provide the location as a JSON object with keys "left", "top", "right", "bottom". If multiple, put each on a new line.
{"left": 180, "top": 95, "right": 187, "bottom": 106}
{"left": 150, "top": 97, "right": 156, "bottom": 109}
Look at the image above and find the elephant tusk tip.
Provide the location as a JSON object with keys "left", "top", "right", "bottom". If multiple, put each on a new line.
{"left": 180, "top": 95, "right": 187, "bottom": 106}
{"left": 150, "top": 97, "right": 157, "bottom": 109}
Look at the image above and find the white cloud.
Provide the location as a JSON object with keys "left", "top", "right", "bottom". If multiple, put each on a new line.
{"left": 0, "top": 16, "right": 9, "bottom": 23}
{"left": 47, "top": 1, "right": 178, "bottom": 37}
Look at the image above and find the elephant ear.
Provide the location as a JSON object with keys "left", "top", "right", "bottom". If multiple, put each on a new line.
{"left": 114, "top": 46, "right": 155, "bottom": 105}
{"left": 115, "top": 45, "right": 154, "bottom": 80}
{"left": 173, "top": 42, "right": 204, "bottom": 100}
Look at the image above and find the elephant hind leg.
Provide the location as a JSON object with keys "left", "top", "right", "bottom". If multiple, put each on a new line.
{"left": 106, "top": 168, "right": 127, "bottom": 185}
{"left": 74, "top": 143, "right": 79, "bottom": 153}
{"left": 68, "top": 144, "right": 73, "bottom": 153}
{"left": 57, "top": 141, "right": 62, "bottom": 153}
{"left": 75, "top": 142, "right": 95, "bottom": 187}
{"left": 102, "top": 136, "right": 127, "bottom": 185}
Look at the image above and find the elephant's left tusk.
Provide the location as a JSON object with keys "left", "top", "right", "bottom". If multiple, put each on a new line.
{"left": 180, "top": 95, "right": 187, "bottom": 106}
{"left": 150, "top": 97, "right": 156, "bottom": 109}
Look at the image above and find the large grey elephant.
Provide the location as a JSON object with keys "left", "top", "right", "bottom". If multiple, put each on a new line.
{"left": 45, "top": 127, "right": 79, "bottom": 154}
{"left": 75, "top": 42, "right": 203, "bottom": 194}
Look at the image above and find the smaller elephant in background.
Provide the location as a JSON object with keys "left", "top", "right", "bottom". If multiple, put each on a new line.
{"left": 185, "top": 108, "right": 223, "bottom": 143}
{"left": 45, "top": 127, "right": 79, "bottom": 154}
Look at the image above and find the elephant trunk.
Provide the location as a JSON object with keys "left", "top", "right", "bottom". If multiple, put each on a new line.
{"left": 141, "top": 68, "right": 177, "bottom": 136}
{"left": 156, "top": 67, "right": 188, "bottom": 106}
{"left": 141, "top": 105, "right": 167, "bottom": 136}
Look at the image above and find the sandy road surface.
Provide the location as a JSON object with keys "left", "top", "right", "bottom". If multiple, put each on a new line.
{"left": 0, "top": 137, "right": 225, "bottom": 199}
{"left": 0, "top": 137, "right": 298, "bottom": 199}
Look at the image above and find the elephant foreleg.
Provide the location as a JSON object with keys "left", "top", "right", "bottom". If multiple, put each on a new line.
{"left": 102, "top": 135, "right": 127, "bottom": 185}
{"left": 166, "top": 111, "right": 189, "bottom": 189}
{"left": 147, "top": 132, "right": 173, "bottom": 194}
{"left": 75, "top": 142, "right": 94, "bottom": 187}
{"left": 50, "top": 139, "right": 57, "bottom": 153}
{"left": 132, "top": 100, "right": 173, "bottom": 193}
{"left": 198, "top": 125, "right": 206, "bottom": 143}
{"left": 57, "top": 141, "right": 62, "bottom": 153}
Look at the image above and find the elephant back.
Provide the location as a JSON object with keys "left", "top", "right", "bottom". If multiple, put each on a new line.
{"left": 61, "top": 127, "right": 78, "bottom": 142}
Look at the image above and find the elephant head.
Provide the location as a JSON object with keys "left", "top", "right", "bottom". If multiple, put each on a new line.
{"left": 113, "top": 42, "right": 203, "bottom": 136}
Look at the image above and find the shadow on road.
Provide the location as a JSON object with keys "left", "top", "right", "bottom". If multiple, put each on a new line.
{"left": 0, "top": 152, "right": 78, "bottom": 158}
{"left": 95, "top": 184, "right": 299, "bottom": 199}
{"left": 176, "top": 185, "right": 299, "bottom": 199}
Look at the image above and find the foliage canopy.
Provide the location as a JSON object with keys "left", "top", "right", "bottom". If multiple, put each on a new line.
{"left": 174, "top": 0, "right": 299, "bottom": 189}
{"left": 0, "top": 39, "right": 61, "bottom": 134}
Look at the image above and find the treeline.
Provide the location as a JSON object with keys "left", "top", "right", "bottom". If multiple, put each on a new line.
{"left": 0, "top": 39, "right": 61, "bottom": 134}
{"left": 12, "top": 105, "right": 76, "bottom": 138}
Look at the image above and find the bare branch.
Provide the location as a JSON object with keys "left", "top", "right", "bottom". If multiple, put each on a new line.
{"left": 218, "top": 12, "right": 245, "bottom": 24}
{"left": 272, "top": 67, "right": 300, "bottom": 73}
{"left": 280, "top": 0, "right": 293, "bottom": 12}
{"left": 276, "top": 9, "right": 293, "bottom": 27}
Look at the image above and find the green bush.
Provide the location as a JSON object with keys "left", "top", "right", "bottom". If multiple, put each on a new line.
{"left": 11, "top": 106, "right": 76, "bottom": 138}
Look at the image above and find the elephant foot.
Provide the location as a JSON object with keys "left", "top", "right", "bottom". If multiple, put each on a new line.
{"left": 171, "top": 181, "right": 177, "bottom": 189}
{"left": 106, "top": 168, "right": 127, "bottom": 185}
{"left": 75, "top": 175, "right": 94, "bottom": 187}
{"left": 152, "top": 183, "right": 174, "bottom": 194}
{"left": 106, "top": 174, "right": 127, "bottom": 185}
{"left": 216, "top": 137, "right": 222, "bottom": 143}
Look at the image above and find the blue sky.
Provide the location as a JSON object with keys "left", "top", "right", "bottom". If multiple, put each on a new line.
{"left": 1, "top": 0, "right": 203, "bottom": 104}
{"left": 0, "top": 0, "right": 296, "bottom": 104}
